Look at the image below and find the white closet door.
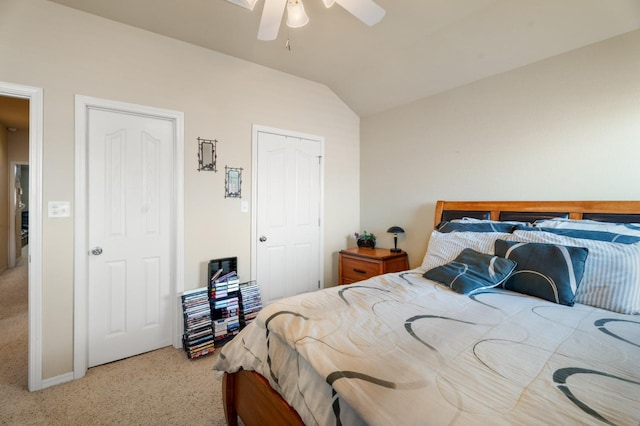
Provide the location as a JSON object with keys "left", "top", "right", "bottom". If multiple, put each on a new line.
{"left": 255, "top": 130, "right": 322, "bottom": 305}
{"left": 87, "top": 108, "right": 173, "bottom": 367}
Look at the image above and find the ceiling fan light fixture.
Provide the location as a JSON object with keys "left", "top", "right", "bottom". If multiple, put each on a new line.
{"left": 256, "top": 0, "right": 385, "bottom": 41}
{"left": 286, "top": 0, "right": 309, "bottom": 28}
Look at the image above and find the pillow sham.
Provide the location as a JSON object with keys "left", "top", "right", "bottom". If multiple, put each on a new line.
{"left": 535, "top": 218, "right": 640, "bottom": 237}
{"left": 520, "top": 227, "right": 640, "bottom": 244}
{"left": 437, "top": 221, "right": 517, "bottom": 233}
{"left": 423, "top": 248, "right": 517, "bottom": 295}
{"left": 509, "top": 230, "right": 640, "bottom": 314}
{"left": 495, "top": 239, "right": 589, "bottom": 306}
{"left": 421, "top": 231, "right": 512, "bottom": 271}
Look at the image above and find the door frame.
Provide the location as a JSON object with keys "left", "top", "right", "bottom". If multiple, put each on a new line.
{"left": 74, "top": 95, "right": 184, "bottom": 379}
{"left": 250, "top": 124, "right": 325, "bottom": 291}
{"left": 0, "top": 81, "right": 44, "bottom": 391}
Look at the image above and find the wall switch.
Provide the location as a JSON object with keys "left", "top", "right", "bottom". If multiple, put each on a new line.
{"left": 241, "top": 201, "right": 249, "bottom": 213}
{"left": 48, "top": 201, "right": 71, "bottom": 218}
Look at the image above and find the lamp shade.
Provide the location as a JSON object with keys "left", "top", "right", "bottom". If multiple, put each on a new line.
{"left": 387, "top": 226, "right": 405, "bottom": 234}
{"left": 287, "top": 0, "right": 309, "bottom": 28}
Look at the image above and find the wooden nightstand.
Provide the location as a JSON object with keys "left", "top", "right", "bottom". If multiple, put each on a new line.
{"left": 338, "top": 247, "right": 409, "bottom": 285}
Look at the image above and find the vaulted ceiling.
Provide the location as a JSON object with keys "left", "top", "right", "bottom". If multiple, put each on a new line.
{"left": 29, "top": 1, "right": 640, "bottom": 117}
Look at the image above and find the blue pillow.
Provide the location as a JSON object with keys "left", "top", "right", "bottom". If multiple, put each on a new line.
{"left": 437, "top": 221, "right": 517, "bottom": 233}
{"left": 423, "top": 248, "right": 517, "bottom": 295}
{"left": 495, "top": 239, "right": 589, "bottom": 306}
{"left": 524, "top": 227, "right": 640, "bottom": 244}
{"left": 534, "top": 218, "right": 640, "bottom": 237}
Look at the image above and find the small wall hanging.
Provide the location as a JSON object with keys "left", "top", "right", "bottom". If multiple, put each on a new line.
{"left": 225, "top": 166, "right": 243, "bottom": 198}
{"left": 197, "top": 137, "right": 217, "bottom": 172}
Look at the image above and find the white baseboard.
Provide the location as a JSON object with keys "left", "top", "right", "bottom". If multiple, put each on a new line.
{"left": 40, "top": 372, "right": 74, "bottom": 390}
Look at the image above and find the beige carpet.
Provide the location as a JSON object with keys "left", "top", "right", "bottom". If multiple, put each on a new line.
{"left": 0, "top": 253, "right": 229, "bottom": 425}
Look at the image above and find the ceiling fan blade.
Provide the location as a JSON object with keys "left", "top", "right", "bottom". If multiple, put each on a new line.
{"left": 335, "top": 0, "right": 385, "bottom": 26}
{"left": 258, "top": 0, "right": 287, "bottom": 41}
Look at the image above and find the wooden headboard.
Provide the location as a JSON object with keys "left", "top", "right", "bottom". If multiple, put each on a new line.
{"left": 434, "top": 200, "right": 640, "bottom": 228}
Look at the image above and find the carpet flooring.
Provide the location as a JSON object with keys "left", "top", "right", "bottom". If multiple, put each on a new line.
{"left": 0, "top": 252, "right": 229, "bottom": 425}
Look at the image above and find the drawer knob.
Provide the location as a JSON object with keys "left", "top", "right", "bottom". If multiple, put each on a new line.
{"left": 353, "top": 268, "right": 367, "bottom": 274}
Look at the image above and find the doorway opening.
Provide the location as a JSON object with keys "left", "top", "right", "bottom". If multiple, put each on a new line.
{"left": 0, "top": 97, "right": 29, "bottom": 394}
{"left": 0, "top": 82, "right": 44, "bottom": 391}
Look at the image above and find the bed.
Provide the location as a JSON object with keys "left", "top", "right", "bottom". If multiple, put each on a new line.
{"left": 213, "top": 200, "right": 640, "bottom": 425}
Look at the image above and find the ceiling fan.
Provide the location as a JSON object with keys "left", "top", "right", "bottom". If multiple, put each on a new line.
{"left": 226, "top": 0, "right": 386, "bottom": 41}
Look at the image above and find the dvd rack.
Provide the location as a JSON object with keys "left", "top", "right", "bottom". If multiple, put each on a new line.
{"left": 238, "top": 281, "right": 262, "bottom": 328}
{"left": 181, "top": 287, "right": 215, "bottom": 359}
{"left": 208, "top": 256, "right": 237, "bottom": 287}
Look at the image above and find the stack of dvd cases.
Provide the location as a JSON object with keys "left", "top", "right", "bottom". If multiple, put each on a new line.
{"left": 209, "top": 267, "right": 241, "bottom": 346}
{"left": 181, "top": 287, "right": 215, "bottom": 359}
{"left": 239, "top": 281, "right": 262, "bottom": 328}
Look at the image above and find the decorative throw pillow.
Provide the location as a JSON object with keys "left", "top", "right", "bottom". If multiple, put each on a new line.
{"left": 423, "top": 248, "right": 517, "bottom": 295}
{"left": 509, "top": 230, "right": 640, "bottom": 314}
{"left": 437, "top": 221, "right": 517, "bottom": 233}
{"left": 495, "top": 239, "right": 589, "bottom": 306}
{"left": 421, "top": 231, "right": 512, "bottom": 271}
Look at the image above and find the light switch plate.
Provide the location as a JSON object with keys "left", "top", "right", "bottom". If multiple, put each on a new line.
{"left": 48, "top": 201, "right": 71, "bottom": 218}
{"left": 241, "top": 201, "right": 249, "bottom": 213}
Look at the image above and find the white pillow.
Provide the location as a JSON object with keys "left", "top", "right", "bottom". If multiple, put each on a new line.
{"left": 421, "top": 231, "right": 512, "bottom": 271}
{"left": 509, "top": 230, "right": 640, "bottom": 315}
{"left": 535, "top": 218, "right": 640, "bottom": 237}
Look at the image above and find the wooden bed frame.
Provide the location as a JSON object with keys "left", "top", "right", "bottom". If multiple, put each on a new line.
{"left": 222, "top": 200, "right": 640, "bottom": 426}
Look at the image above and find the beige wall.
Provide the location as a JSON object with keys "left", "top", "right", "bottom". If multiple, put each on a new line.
{"left": 0, "top": 127, "right": 7, "bottom": 271}
{"left": 8, "top": 129, "right": 29, "bottom": 163}
{"left": 361, "top": 29, "right": 640, "bottom": 269}
{"left": 0, "top": 0, "right": 360, "bottom": 380}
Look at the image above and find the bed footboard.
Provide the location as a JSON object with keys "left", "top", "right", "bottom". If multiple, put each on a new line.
{"left": 222, "top": 370, "right": 304, "bottom": 426}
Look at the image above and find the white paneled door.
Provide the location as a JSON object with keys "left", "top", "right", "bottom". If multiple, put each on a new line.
{"left": 255, "top": 129, "right": 322, "bottom": 305}
{"left": 87, "top": 108, "right": 173, "bottom": 367}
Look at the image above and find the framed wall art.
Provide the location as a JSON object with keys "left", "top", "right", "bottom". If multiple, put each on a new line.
{"left": 225, "top": 166, "right": 243, "bottom": 198}
{"left": 197, "top": 137, "right": 217, "bottom": 172}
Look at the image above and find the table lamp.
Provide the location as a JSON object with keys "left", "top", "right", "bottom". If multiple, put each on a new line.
{"left": 387, "top": 226, "right": 405, "bottom": 253}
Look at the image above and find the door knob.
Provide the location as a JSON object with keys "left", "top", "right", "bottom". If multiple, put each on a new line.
{"left": 259, "top": 236, "right": 267, "bottom": 242}
{"left": 91, "top": 247, "right": 103, "bottom": 255}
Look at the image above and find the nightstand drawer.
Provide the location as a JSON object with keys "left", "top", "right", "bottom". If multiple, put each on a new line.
{"left": 338, "top": 248, "right": 409, "bottom": 285}
{"left": 341, "top": 256, "right": 380, "bottom": 282}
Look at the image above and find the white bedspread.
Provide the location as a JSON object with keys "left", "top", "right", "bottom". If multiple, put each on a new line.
{"left": 213, "top": 270, "right": 640, "bottom": 425}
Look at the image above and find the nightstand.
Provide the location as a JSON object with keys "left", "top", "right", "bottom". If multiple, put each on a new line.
{"left": 338, "top": 247, "right": 409, "bottom": 285}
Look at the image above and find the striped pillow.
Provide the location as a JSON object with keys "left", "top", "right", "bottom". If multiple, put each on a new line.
{"left": 509, "top": 230, "right": 640, "bottom": 314}
{"left": 421, "top": 231, "right": 512, "bottom": 271}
